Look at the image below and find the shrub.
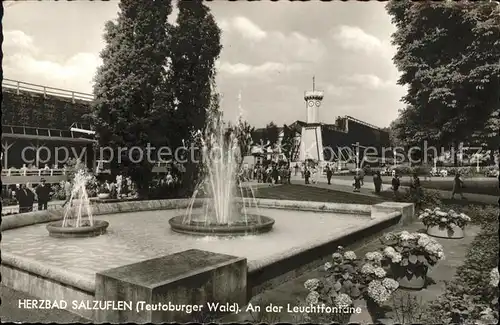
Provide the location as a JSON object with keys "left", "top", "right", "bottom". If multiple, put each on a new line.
{"left": 459, "top": 205, "right": 499, "bottom": 226}
{"left": 397, "top": 188, "right": 442, "bottom": 209}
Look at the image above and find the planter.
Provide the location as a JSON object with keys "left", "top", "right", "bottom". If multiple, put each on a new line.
{"left": 427, "top": 224, "right": 464, "bottom": 239}
{"left": 97, "top": 193, "right": 110, "bottom": 200}
{"left": 397, "top": 273, "right": 426, "bottom": 290}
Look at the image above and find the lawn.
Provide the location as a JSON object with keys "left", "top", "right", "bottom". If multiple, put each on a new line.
{"left": 245, "top": 184, "right": 384, "bottom": 205}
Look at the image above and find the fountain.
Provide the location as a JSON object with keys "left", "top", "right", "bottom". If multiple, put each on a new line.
{"left": 46, "top": 169, "right": 109, "bottom": 238}
{"left": 169, "top": 101, "right": 275, "bottom": 236}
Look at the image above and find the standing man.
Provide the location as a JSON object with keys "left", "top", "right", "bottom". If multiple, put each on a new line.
{"left": 35, "top": 178, "right": 52, "bottom": 210}
{"left": 451, "top": 173, "right": 465, "bottom": 199}
{"left": 17, "top": 184, "right": 35, "bottom": 213}
{"left": 304, "top": 167, "right": 311, "bottom": 184}
{"left": 326, "top": 165, "right": 333, "bottom": 185}
{"left": 391, "top": 173, "right": 400, "bottom": 199}
{"left": 294, "top": 163, "right": 299, "bottom": 176}
{"left": 359, "top": 167, "right": 365, "bottom": 186}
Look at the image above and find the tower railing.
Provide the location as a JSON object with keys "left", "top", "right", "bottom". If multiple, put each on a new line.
{"left": 2, "top": 78, "right": 94, "bottom": 102}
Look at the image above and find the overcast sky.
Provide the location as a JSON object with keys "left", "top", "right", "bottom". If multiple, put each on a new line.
{"left": 3, "top": 0, "right": 407, "bottom": 128}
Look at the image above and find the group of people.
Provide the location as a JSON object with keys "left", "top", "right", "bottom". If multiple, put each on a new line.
{"left": 13, "top": 179, "right": 53, "bottom": 213}
{"left": 251, "top": 164, "right": 292, "bottom": 184}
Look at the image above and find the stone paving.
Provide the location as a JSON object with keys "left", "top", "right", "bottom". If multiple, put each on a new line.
{"left": 2, "top": 207, "right": 370, "bottom": 289}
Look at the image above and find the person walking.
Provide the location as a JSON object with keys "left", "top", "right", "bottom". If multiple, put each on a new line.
{"left": 410, "top": 173, "right": 422, "bottom": 210}
{"left": 326, "top": 165, "right": 333, "bottom": 185}
{"left": 294, "top": 163, "right": 299, "bottom": 176}
{"left": 451, "top": 173, "right": 465, "bottom": 199}
{"left": 391, "top": 173, "right": 400, "bottom": 199}
{"left": 304, "top": 168, "right": 311, "bottom": 184}
{"left": 353, "top": 174, "right": 361, "bottom": 192}
{"left": 359, "top": 167, "right": 365, "bottom": 186}
{"left": 373, "top": 171, "right": 382, "bottom": 194}
{"left": 35, "top": 179, "right": 52, "bottom": 210}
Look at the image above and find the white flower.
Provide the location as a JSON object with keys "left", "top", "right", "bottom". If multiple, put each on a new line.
{"left": 367, "top": 280, "right": 391, "bottom": 304}
{"left": 460, "top": 213, "right": 471, "bottom": 222}
{"left": 383, "top": 246, "right": 396, "bottom": 257}
{"left": 490, "top": 268, "right": 499, "bottom": 287}
{"left": 437, "top": 251, "right": 445, "bottom": 260}
{"left": 366, "top": 251, "right": 384, "bottom": 263}
{"left": 382, "top": 278, "right": 399, "bottom": 291}
{"left": 440, "top": 218, "right": 448, "bottom": 223}
{"left": 305, "top": 291, "right": 320, "bottom": 305}
{"left": 374, "top": 267, "right": 387, "bottom": 278}
{"left": 304, "top": 279, "right": 320, "bottom": 291}
{"left": 384, "top": 233, "right": 396, "bottom": 241}
{"left": 324, "top": 262, "right": 333, "bottom": 271}
{"left": 332, "top": 252, "right": 343, "bottom": 260}
{"left": 343, "top": 251, "right": 357, "bottom": 260}
{"left": 391, "top": 252, "right": 402, "bottom": 263}
{"left": 361, "top": 263, "right": 375, "bottom": 274}
{"left": 334, "top": 293, "right": 352, "bottom": 307}
{"left": 400, "top": 231, "right": 416, "bottom": 241}
{"left": 436, "top": 211, "right": 448, "bottom": 217}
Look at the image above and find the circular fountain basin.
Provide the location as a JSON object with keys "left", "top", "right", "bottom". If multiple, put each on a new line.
{"left": 169, "top": 214, "right": 275, "bottom": 236}
{"left": 46, "top": 220, "right": 109, "bottom": 238}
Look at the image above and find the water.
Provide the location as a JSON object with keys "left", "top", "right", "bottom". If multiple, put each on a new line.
{"left": 182, "top": 106, "right": 260, "bottom": 226}
{"left": 62, "top": 169, "right": 94, "bottom": 228}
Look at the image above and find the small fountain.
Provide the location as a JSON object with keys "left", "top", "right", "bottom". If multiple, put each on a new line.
{"left": 46, "top": 169, "right": 109, "bottom": 238}
{"left": 169, "top": 98, "right": 275, "bottom": 236}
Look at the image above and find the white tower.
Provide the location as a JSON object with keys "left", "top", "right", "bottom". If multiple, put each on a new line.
{"left": 297, "top": 77, "right": 325, "bottom": 163}
{"left": 304, "top": 76, "right": 324, "bottom": 124}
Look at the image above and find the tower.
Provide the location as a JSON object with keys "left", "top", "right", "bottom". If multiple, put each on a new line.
{"left": 297, "top": 76, "right": 325, "bottom": 163}
{"left": 304, "top": 76, "right": 324, "bottom": 124}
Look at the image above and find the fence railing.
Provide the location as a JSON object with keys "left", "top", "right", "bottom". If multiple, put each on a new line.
{"left": 2, "top": 78, "right": 94, "bottom": 102}
{"left": 1, "top": 168, "right": 66, "bottom": 177}
{"left": 2, "top": 124, "right": 95, "bottom": 140}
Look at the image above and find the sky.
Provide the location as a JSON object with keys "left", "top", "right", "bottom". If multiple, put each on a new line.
{"left": 3, "top": 0, "right": 407, "bottom": 129}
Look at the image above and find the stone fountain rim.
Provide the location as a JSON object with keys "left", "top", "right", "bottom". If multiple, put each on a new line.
{"left": 168, "top": 214, "right": 275, "bottom": 236}
{"left": 46, "top": 220, "right": 109, "bottom": 237}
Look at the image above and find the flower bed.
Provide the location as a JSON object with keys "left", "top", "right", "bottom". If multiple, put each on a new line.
{"left": 381, "top": 231, "right": 445, "bottom": 289}
{"left": 301, "top": 246, "right": 399, "bottom": 323}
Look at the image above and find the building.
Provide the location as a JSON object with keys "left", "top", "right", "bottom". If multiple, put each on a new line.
{"left": 251, "top": 78, "right": 391, "bottom": 168}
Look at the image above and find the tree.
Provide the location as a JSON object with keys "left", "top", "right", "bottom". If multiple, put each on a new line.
{"left": 387, "top": 1, "right": 500, "bottom": 166}
{"left": 234, "top": 119, "right": 255, "bottom": 165}
{"left": 280, "top": 124, "right": 297, "bottom": 162}
{"left": 169, "top": 0, "right": 222, "bottom": 196}
{"left": 263, "top": 122, "right": 280, "bottom": 148}
{"left": 91, "top": 0, "right": 173, "bottom": 198}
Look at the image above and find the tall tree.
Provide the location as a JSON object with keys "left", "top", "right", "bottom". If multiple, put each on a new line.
{"left": 169, "top": 0, "right": 222, "bottom": 196}
{"left": 280, "top": 124, "right": 297, "bottom": 162}
{"left": 387, "top": 1, "right": 500, "bottom": 165}
{"left": 91, "top": 0, "right": 172, "bottom": 198}
{"left": 263, "top": 122, "right": 280, "bottom": 148}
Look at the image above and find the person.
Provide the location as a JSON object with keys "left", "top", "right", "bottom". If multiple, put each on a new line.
{"left": 304, "top": 168, "right": 311, "bottom": 184}
{"left": 16, "top": 184, "right": 34, "bottom": 213}
{"left": 410, "top": 173, "right": 422, "bottom": 210}
{"left": 353, "top": 174, "right": 361, "bottom": 192}
{"left": 373, "top": 171, "right": 382, "bottom": 193}
{"left": 35, "top": 179, "right": 52, "bottom": 210}
{"left": 287, "top": 165, "right": 292, "bottom": 184}
{"left": 359, "top": 167, "right": 365, "bottom": 186}
{"left": 300, "top": 164, "right": 305, "bottom": 179}
{"left": 326, "top": 165, "right": 333, "bottom": 185}
{"left": 272, "top": 165, "right": 279, "bottom": 184}
{"left": 391, "top": 173, "right": 401, "bottom": 199}
{"left": 451, "top": 173, "right": 465, "bottom": 199}
{"left": 294, "top": 163, "right": 299, "bottom": 176}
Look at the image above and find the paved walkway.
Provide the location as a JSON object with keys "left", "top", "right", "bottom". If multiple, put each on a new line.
{"left": 2, "top": 200, "right": 66, "bottom": 215}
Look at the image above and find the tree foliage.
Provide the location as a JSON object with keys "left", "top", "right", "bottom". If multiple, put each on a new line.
{"left": 169, "top": 0, "right": 222, "bottom": 195}
{"left": 263, "top": 121, "right": 280, "bottom": 147}
{"left": 91, "top": 0, "right": 173, "bottom": 197}
{"left": 281, "top": 124, "right": 298, "bottom": 162}
{"left": 387, "top": 1, "right": 500, "bottom": 152}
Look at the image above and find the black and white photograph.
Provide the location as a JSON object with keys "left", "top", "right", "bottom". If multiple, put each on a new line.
{"left": 1, "top": 0, "right": 499, "bottom": 323}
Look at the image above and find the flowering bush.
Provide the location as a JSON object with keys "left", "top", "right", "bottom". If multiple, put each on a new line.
{"left": 381, "top": 231, "right": 445, "bottom": 279}
{"left": 418, "top": 207, "right": 471, "bottom": 230}
{"left": 301, "top": 246, "right": 399, "bottom": 322}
